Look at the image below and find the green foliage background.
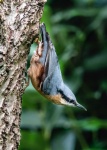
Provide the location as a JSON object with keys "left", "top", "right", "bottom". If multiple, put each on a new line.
{"left": 19, "top": 0, "right": 107, "bottom": 150}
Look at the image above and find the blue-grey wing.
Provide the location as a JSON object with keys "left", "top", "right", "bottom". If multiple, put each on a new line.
{"left": 42, "top": 35, "right": 63, "bottom": 95}
{"left": 42, "top": 65, "right": 63, "bottom": 95}
{"left": 39, "top": 24, "right": 58, "bottom": 77}
{"left": 44, "top": 34, "right": 58, "bottom": 77}
{"left": 40, "top": 23, "right": 63, "bottom": 95}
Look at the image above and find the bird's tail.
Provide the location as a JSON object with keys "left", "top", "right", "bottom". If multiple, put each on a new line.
{"left": 39, "top": 23, "right": 49, "bottom": 66}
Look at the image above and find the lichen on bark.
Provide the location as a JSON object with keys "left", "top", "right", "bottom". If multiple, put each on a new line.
{"left": 0, "top": 0, "right": 46, "bottom": 149}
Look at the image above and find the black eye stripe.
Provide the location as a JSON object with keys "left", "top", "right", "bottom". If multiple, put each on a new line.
{"left": 67, "top": 98, "right": 75, "bottom": 104}
{"left": 59, "top": 90, "right": 75, "bottom": 104}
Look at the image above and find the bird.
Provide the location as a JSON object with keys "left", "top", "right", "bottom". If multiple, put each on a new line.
{"left": 28, "top": 23, "right": 86, "bottom": 111}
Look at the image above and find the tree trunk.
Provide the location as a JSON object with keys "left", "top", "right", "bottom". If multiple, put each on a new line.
{"left": 0, "top": 0, "right": 46, "bottom": 149}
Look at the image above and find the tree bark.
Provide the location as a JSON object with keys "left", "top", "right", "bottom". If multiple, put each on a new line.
{"left": 0, "top": 0, "right": 46, "bottom": 149}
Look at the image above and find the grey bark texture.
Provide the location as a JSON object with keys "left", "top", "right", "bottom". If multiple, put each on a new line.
{"left": 0, "top": 0, "right": 46, "bottom": 149}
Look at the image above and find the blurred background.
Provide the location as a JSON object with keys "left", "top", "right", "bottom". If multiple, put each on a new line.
{"left": 19, "top": 0, "right": 107, "bottom": 150}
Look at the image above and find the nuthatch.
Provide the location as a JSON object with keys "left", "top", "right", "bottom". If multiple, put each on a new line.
{"left": 28, "top": 23, "right": 86, "bottom": 111}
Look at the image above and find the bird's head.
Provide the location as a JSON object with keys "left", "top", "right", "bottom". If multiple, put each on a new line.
{"left": 58, "top": 84, "right": 87, "bottom": 111}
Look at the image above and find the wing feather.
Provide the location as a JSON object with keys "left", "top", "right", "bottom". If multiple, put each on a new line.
{"left": 41, "top": 34, "right": 63, "bottom": 95}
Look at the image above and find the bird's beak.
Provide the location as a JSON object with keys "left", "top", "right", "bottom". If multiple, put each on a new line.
{"left": 76, "top": 102, "right": 87, "bottom": 111}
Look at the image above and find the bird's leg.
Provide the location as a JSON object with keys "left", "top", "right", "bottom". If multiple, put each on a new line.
{"left": 33, "top": 37, "right": 43, "bottom": 62}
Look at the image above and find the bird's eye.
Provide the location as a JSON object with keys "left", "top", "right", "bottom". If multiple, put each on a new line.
{"left": 69, "top": 99, "right": 73, "bottom": 103}
{"left": 59, "top": 90, "right": 76, "bottom": 104}
{"left": 69, "top": 99, "right": 74, "bottom": 103}
{"left": 67, "top": 98, "right": 76, "bottom": 104}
